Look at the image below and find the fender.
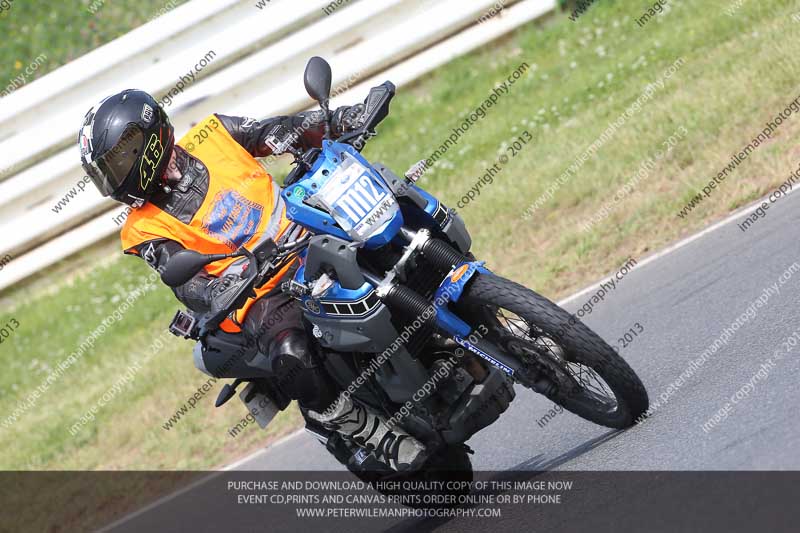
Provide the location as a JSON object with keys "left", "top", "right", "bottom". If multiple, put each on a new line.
{"left": 434, "top": 260, "right": 491, "bottom": 305}
{"left": 431, "top": 260, "right": 491, "bottom": 337}
{"left": 431, "top": 261, "right": 520, "bottom": 376}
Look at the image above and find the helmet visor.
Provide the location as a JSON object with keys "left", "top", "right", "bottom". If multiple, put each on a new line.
{"left": 84, "top": 124, "right": 144, "bottom": 197}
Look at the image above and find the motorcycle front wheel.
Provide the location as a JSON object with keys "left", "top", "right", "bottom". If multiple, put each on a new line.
{"left": 459, "top": 273, "right": 649, "bottom": 429}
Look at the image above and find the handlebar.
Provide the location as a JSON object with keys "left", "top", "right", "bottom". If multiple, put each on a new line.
{"left": 336, "top": 81, "right": 396, "bottom": 149}
{"left": 176, "top": 78, "right": 396, "bottom": 331}
{"left": 284, "top": 81, "right": 395, "bottom": 186}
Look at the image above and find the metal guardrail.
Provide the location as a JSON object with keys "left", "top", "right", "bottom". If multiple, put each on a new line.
{"left": 0, "top": 0, "right": 555, "bottom": 291}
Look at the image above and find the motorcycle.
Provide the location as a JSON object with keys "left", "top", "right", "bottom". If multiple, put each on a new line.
{"left": 162, "top": 56, "right": 649, "bottom": 496}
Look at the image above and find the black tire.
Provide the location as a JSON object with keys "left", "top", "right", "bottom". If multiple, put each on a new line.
{"left": 460, "top": 273, "right": 648, "bottom": 428}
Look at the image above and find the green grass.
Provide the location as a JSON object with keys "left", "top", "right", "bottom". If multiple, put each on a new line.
{"left": 0, "top": 256, "right": 303, "bottom": 471}
{"left": 4, "top": 0, "right": 800, "bottom": 471}
{"left": 0, "top": 0, "right": 187, "bottom": 90}
{"left": 367, "top": 0, "right": 800, "bottom": 291}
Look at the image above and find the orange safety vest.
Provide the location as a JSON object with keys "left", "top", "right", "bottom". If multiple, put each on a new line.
{"left": 121, "top": 114, "right": 297, "bottom": 332}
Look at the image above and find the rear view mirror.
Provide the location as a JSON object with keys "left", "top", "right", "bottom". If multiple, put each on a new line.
{"left": 162, "top": 250, "right": 218, "bottom": 287}
{"left": 304, "top": 56, "right": 332, "bottom": 105}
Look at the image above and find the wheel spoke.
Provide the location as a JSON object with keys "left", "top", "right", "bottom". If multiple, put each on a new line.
{"left": 563, "top": 362, "right": 615, "bottom": 404}
{"left": 491, "top": 306, "right": 618, "bottom": 411}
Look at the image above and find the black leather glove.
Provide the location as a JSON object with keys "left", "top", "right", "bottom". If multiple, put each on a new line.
{"left": 330, "top": 104, "right": 366, "bottom": 137}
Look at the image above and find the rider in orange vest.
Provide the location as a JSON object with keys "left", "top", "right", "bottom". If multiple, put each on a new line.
{"left": 78, "top": 89, "right": 428, "bottom": 471}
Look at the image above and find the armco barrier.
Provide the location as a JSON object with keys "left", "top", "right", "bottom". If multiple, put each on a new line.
{"left": 0, "top": 0, "right": 555, "bottom": 291}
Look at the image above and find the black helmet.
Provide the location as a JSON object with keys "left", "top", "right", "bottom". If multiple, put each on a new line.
{"left": 78, "top": 89, "right": 174, "bottom": 207}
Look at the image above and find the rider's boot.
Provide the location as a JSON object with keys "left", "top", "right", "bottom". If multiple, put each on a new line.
{"left": 308, "top": 396, "right": 428, "bottom": 472}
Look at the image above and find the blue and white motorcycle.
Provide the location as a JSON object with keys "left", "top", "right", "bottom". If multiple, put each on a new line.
{"left": 163, "top": 57, "right": 648, "bottom": 488}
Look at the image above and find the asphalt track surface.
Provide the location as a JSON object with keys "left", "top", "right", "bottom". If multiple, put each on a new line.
{"left": 237, "top": 193, "right": 800, "bottom": 473}
{"left": 107, "top": 190, "right": 800, "bottom": 532}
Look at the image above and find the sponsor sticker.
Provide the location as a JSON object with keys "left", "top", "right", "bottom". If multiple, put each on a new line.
{"left": 141, "top": 103, "right": 154, "bottom": 124}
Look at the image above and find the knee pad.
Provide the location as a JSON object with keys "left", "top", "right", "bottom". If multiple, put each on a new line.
{"left": 269, "top": 329, "right": 316, "bottom": 373}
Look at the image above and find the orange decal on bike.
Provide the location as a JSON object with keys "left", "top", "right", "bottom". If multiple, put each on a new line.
{"left": 451, "top": 264, "right": 470, "bottom": 282}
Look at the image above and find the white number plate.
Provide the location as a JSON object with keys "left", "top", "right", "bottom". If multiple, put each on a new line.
{"left": 312, "top": 154, "right": 398, "bottom": 241}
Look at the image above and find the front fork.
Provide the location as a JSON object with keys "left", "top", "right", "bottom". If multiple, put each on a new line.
{"left": 363, "top": 228, "right": 523, "bottom": 378}
{"left": 431, "top": 261, "right": 523, "bottom": 378}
